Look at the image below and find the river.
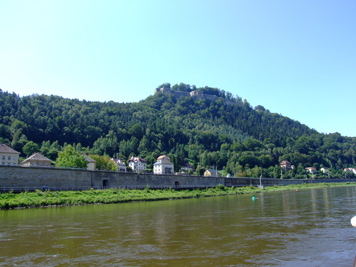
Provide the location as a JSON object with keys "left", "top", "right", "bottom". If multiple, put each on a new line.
{"left": 1, "top": 186, "right": 356, "bottom": 266}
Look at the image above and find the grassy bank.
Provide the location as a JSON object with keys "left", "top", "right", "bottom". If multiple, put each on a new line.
{"left": 1, "top": 182, "right": 356, "bottom": 210}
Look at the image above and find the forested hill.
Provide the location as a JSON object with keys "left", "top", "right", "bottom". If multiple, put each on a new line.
{"left": 0, "top": 85, "right": 355, "bottom": 178}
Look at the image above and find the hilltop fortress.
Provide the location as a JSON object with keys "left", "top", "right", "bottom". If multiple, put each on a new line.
{"left": 155, "top": 86, "right": 242, "bottom": 107}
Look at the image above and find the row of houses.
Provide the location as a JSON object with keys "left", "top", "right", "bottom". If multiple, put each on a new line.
{"left": 4, "top": 143, "right": 354, "bottom": 176}
{"left": 279, "top": 160, "right": 330, "bottom": 174}
{"left": 112, "top": 155, "right": 205, "bottom": 175}
{"left": 0, "top": 143, "right": 193, "bottom": 175}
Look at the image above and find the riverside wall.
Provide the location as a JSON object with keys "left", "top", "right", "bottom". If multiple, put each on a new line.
{"left": 0, "top": 166, "right": 354, "bottom": 191}
{"left": 0, "top": 166, "right": 225, "bottom": 190}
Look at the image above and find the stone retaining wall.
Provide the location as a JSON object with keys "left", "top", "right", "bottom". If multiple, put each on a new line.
{"left": 0, "top": 166, "right": 225, "bottom": 189}
{"left": 0, "top": 166, "right": 353, "bottom": 190}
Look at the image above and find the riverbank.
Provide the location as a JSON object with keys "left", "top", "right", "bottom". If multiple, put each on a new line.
{"left": 1, "top": 182, "right": 355, "bottom": 210}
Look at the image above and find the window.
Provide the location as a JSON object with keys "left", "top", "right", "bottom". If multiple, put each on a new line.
{"left": 2, "top": 156, "right": 4, "bottom": 160}
{"left": 8, "top": 156, "right": 11, "bottom": 161}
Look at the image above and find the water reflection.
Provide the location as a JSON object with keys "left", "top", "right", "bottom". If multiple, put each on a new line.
{"left": 1, "top": 186, "right": 356, "bottom": 266}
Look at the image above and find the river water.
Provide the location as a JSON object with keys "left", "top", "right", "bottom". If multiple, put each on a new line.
{"left": 1, "top": 186, "right": 356, "bottom": 266}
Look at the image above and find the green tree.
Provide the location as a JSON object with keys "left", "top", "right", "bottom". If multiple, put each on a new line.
{"left": 23, "top": 141, "right": 39, "bottom": 157}
{"left": 56, "top": 145, "right": 87, "bottom": 168}
{"left": 89, "top": 154, "right": 116, "bottom": 171}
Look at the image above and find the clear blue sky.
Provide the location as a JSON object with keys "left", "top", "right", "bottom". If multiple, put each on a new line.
{"left": 1, "top": 0, "right": 355, "bottom": 137}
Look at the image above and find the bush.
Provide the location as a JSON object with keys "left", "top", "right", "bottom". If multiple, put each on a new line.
{"left": 216, "top": 184, "right": 226, "bottom": 190}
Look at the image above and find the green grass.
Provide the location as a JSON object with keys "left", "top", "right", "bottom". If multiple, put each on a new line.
{"left": 1, "top": 182, "right": 355, "bottom": 210}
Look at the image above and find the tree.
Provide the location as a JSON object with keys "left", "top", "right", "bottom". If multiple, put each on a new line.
{"left": 89, "top": 154, "right": 116, "bottom": 171}
{"left": 23, "top": 141, "right": 39, "bottom": 157}
{"left": 255, "top": 105, "right": 266, "bottom": 112}
{"left": 239, "top": 154, "right": 261, "bottom": 168}
{"left": 56, "top": 145, "right": 87, "bottom": 168}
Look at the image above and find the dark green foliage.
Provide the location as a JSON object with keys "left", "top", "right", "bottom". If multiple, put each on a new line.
{"left": 0, "top": 85, "right": 355, "bottom": 177}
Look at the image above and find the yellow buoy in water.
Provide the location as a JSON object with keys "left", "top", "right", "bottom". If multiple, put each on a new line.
{"left": 351, "top": 216, "right": 356, "bottom": 227}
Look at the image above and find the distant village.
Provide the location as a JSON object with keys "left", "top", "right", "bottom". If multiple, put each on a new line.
{"left": 0, "top": 142, "right": 219, "bottom": 177}
{"left": 1, "top": 142, "right": 356, "bottom": 178}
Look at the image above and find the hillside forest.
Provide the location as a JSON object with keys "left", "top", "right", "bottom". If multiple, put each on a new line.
{"left": 0, "top": 83, "right": 355, "bottom": 179}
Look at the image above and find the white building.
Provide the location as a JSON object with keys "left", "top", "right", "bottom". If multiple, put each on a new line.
{"left": 112, "top": 158, "right": 127, "bottom": 172}
{"left": 153, "top": 155, "right": 174, "bottom": 175}
{"left": 129, "top": 156, "right": 146, "bottom": 172}
{"left": 0, "top": 143, "right": 20, "bottom": 166}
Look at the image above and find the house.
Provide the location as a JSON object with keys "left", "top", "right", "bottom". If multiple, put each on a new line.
{"left": 305, "top": 167, "right": 317, "bottom": 174}
{"left": 180, "top": 163, "right": 194, "bottom": 173}
{"left": 344, "top": 168, "right": 356, "bottom": 175}
{"left": 153, "top": 155, "right": 174, "bottom": 174}
{"left": 280, "top": 160, "right": 292, "bottom": 171}
{"left": 128, "top": 156, "right": 146, "bottom": 172}
{"left": 21, "top": 153, "right": 52, "bottom": 168}
{"left": 111, "top": 158, "right": 127, "bottom": 172}
{"left": 84, "top": 155, "right": 97, "bottom": 171}
{"left": 320, "top": 167, "right": 329, "bottom": 174}
{"left": 0, "top": 143, "right": 20, "bottom": 166}
{"left": 204, "top": 169, "right": 221, "bottom": 177}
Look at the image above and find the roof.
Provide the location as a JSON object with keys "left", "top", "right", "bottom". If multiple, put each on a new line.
{"left": 154, "top": 155, "right": 173, "bottom": 165}
{"left": 21, "top": 153, "right": 51, "bottom": 163}
{"left": 305, "top": 167, "right": 316, "bottom": 170}
{"left": 157, "top": 155, "right": 170, "bottom": 160}
{"left": 0, "top": 143, "right": 20, "bottom": 154}
{"left": 129, "top": 156, "right": 146, "bottom": 163}
{"left": 205, "top": 169, "right": 219, "bottom": 174}
{"left": 280, "top": 160, "right": 291, "bottom": 165}
{"left": 112, "top": 158, "right": 126, "bottom": 166}
{"left": 154, "top": 158, "right": 173, "bottom": 165}
{"left": 84, "top": 155, "right": 96, "bottom": 163}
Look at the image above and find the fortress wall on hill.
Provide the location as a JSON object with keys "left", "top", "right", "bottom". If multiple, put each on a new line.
{"left": 155, "top": 87, "right": 242, "bottom": 107}
{"left": 171, "top": 91, "right": 190, "bottom": 98}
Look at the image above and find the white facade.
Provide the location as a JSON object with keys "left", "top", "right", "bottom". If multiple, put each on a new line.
{"left": 112, "top": 158, "right": 127, "bottom": 172}
{"left": 0, "top": 143, "right": 20, "bottom": 166}
{"left": 153, "top": 155, "right": 174, "bottom": 175}
{"left": 129, "top": 157, "right": 146, "bottom": 172}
